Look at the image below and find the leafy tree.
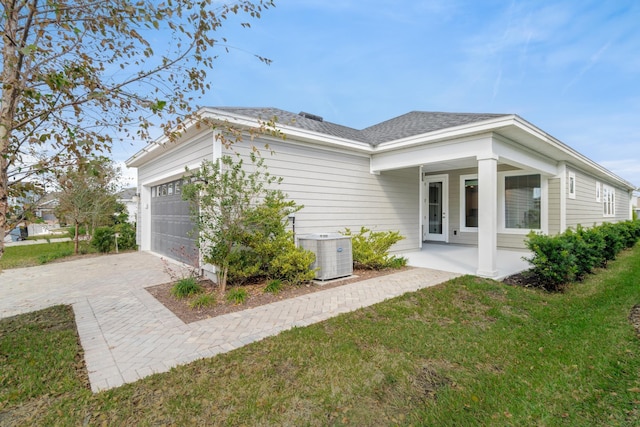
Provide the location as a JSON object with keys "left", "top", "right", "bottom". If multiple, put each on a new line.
{"left": 0, "top": 0, "right": 274, "bottom": 259}
{"left": 55, "top": 157, "right": 120, "bottom": 254}
{"left": 182, "top": 153, "right": 315, "bottom": 293}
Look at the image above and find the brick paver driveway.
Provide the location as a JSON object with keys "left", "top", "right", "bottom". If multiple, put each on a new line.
{"left": 0, "top": 252, "right": 459, "bottom": 392}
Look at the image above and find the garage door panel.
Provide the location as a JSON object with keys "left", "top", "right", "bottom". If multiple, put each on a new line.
{"left": 150, "top": 179, "right": 198, "bottom": 265}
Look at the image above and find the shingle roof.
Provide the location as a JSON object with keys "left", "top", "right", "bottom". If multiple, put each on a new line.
{"left": 212, "top": 107, "right": 510, "bottom": 146}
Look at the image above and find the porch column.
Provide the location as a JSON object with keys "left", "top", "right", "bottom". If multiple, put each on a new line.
{"left": 477, "top": 155, "right": 498, "bottom": 277}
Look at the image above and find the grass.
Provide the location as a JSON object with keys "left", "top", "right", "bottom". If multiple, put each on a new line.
{"left": 1, "top": 245, "right": 640, "bottom": 425}
{"left": 170, "top": 277, "right": 203, "bottom": 299}
{"left": 0, "top": 241, "right": 93, "bottom": 270}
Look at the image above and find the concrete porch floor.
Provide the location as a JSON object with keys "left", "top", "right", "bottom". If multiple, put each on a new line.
{"left": 402, "top": 243, "right": 531, "bottom": 279}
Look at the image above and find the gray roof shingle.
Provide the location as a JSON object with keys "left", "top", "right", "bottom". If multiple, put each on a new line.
{"left": 212, "top": 107, "right": 510, "bottom": 146}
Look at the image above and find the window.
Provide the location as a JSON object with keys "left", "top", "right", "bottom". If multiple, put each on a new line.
{"left": 160, "top": 184, "right": 167, "bottom": 196}
{"left": 460, "top": 175, "right": 478, "bottom": 230}
{"left": 175, "top": 180, "right": 182, "bottom": 194}
{"left": 595, "top": 181, "right": 601, "bottom": 202}
{"left": 568, "top": 172, "right": 576, "bottom": 199}
{"left": 504, "top": 174, "right": 541, "bottom": 229}
{"left": 603, "top": 184, "right": 615, "bottom": 217}
{"left": 167, "top": 182, "right": 174, "bottom": 196}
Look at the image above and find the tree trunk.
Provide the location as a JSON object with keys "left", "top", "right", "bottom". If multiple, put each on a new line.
{"left": 74, "top": 221, "right": 80, "bottom": 255}
{"left": 0, "top": 2, "right": 19, "bottom": 262}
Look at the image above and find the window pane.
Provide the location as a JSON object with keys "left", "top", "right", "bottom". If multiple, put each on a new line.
{"left": 464, "top": 179, "right": 478, "bottom": 227}
{"left": 505, "top": 174, "right": 541, "bottom": 229}
{"left": 428, "top": 182, "right": 442, "bottom": 234}
{"left": 167, "top": 182, "right": 174, "bottom": 195}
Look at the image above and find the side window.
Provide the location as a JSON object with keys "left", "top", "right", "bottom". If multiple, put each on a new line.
{"left": 460, "top": 175, "right": 478, "bottom": 230}
{"left": 568, "top": 172, "right": 576, "bottom": 199}
{"left": 602, "top": 184, "right": 615, "bottom": 217}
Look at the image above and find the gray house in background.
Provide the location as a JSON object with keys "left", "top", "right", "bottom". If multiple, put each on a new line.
{"left": 126, "top": 107, "right": 637, "bottom": 278}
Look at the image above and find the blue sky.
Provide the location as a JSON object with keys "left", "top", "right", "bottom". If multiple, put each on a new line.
{"left": 118, "top": 0, "right": 640, "bottom": 188}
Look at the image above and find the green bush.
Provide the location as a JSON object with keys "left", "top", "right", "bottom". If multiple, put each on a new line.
{"left": 226, "top": 287, "right": 248, "bottom": 305}
{"left": 91, "top": 227, "right": 115, "bottom": 253}
{"left": 564, "top": 226, "right": 604, "bottom": 278}
{"left": 342, "top": 227, "right": 407, "bottom": 270}
{"left": 268, "top": 241, "right": 316, "bottom": 285}
{"left": 598, "top": 222, "right": 624, "bottom": 262}
{"left": 524, "top": 220, "right": 640, "bottom": 291}
{"left": 170, "top": 277, "right": 203, "bottom": 299}
{"left": 115, "top": 222, "right": 137, "bottom": 251}
{"left": 225, "top": 193, "right": 315, "bottom": 286}
{"left": 525, "top": 232, "right": 578, "bottom": 291}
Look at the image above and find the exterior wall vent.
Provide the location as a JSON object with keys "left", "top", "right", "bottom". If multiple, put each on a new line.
{"left": 298, "top": 111, "right": 324, "bottom": 122}
{"left": 298, "top": 233, "right": 352, "bottom": 280}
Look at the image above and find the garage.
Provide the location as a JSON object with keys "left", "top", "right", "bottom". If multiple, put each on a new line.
{"left": 150, "top": 179, "right": 198, "bottom": 265}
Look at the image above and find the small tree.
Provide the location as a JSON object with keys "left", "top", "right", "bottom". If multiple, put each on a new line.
{"left": 182, "top": 153, "right": 274, "bottom": 293}
{"left": 55, "top": 157, "right": 120, "bottom": 254}
{"left": 183, "top": 153, "right": 314, "bottom": 293}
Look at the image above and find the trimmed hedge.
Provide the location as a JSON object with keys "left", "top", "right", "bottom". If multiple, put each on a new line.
{"left": 525, "top": 220, "right": 640, "bottom": 291}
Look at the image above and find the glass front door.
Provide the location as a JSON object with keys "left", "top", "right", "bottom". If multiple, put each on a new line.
{"left": 423, "top": 175, "right": 448, "bottom": 242}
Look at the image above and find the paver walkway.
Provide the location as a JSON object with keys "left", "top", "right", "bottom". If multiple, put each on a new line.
{"left": 0, "top": 252, "right": 459, "bottom": 392}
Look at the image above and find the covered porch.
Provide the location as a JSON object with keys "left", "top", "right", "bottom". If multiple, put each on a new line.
{"left": 402, "top": 243, "right": 531, "bottom": 279}
{"left": 371, "top": 125, "right": 559, "bottom": 278}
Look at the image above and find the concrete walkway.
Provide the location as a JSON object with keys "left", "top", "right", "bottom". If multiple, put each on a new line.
{"left": 0, "top": 252, "right": 459, "bottom": 392}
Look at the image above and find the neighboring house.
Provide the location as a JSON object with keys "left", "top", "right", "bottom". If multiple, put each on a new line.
{"left": 116, "top": 187, "right": 139, "bottom": 224}
{"left": 35, "top": 193, "right": 59, "bottom": 224}
{"left": 125, "top": 107, "right": 637, "bottom": 278}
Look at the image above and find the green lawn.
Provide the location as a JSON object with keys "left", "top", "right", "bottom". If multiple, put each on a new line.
{"left": 0, "top": 241, "right": 93, "bottom": 270}
{"left": 1, "top": 245, "right": 640, "bottom": 425}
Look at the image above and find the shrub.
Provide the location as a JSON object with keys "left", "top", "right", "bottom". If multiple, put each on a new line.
{"left": 267, "top": 238, "right": 316, "bottom": 285}
{"left": 114, "top": 223, "right": 137, "bottom": 251}
{"left": 564, "top": 226, "right": 604, "bottom": 278}
{"left": 226, "top": 288, "right": 248, "bottom": 305}
{"left": 342, "top": 227, "right": 407, "bottom": 270}
{"left": 170, "top": 277, "right": 203, "bottom": 299}
{"left": 524, "top": 220, "right": 640, "bottom": 291}
{"left": 524, "top": 231, "right": 578, "bottom": 291}
{"left": 91, "top": 227, "right": 115, "bottom": 253}
{"left": 189, "top": 293, "right": 216, "bottom": 309}
{"left": 599, "top": 222, "right": 624, "bottom": 262}
{"left": 264, "top": 279, "right": 283, "bottom": 294}
{"left": 226, "top": 193, "right": 315, "bottom": 286}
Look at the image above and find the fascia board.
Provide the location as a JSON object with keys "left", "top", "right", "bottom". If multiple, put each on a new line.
{"left": 371, "top": 115, "right": 519, "bottom": 152}
{"left": 510, "top": 116, "right": 637, "bottom": 190}
{"left": 202, "top": 108, "right": 372, "bottom": 153}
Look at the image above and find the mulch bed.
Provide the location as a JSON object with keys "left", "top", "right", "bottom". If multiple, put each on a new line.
{"left": 501, "top": 271, "right": 548, "bottom": 289}
{"left": 146, "top": 267, "right": 410, "bottom": 324}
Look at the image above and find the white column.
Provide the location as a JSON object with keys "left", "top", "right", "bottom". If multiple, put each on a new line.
{"left": 477, "top": 155, "right": 498, "bottom": 277}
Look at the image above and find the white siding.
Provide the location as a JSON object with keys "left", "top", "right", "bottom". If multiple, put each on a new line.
{"left": 227, "top": 139, "right": 421, "bottom": 252}
{"left": 138, "top": 131, "right": 214, "bottom": 185}
{"left": 547, "top": 177, "right": 561, "bottom": 235}
{"left": 565, "top": 168, "right": 631, "bottom": 228}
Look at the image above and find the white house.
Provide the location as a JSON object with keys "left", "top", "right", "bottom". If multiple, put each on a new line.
{"left": 125, "top": 107, "right": 637, "bottom": 278}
